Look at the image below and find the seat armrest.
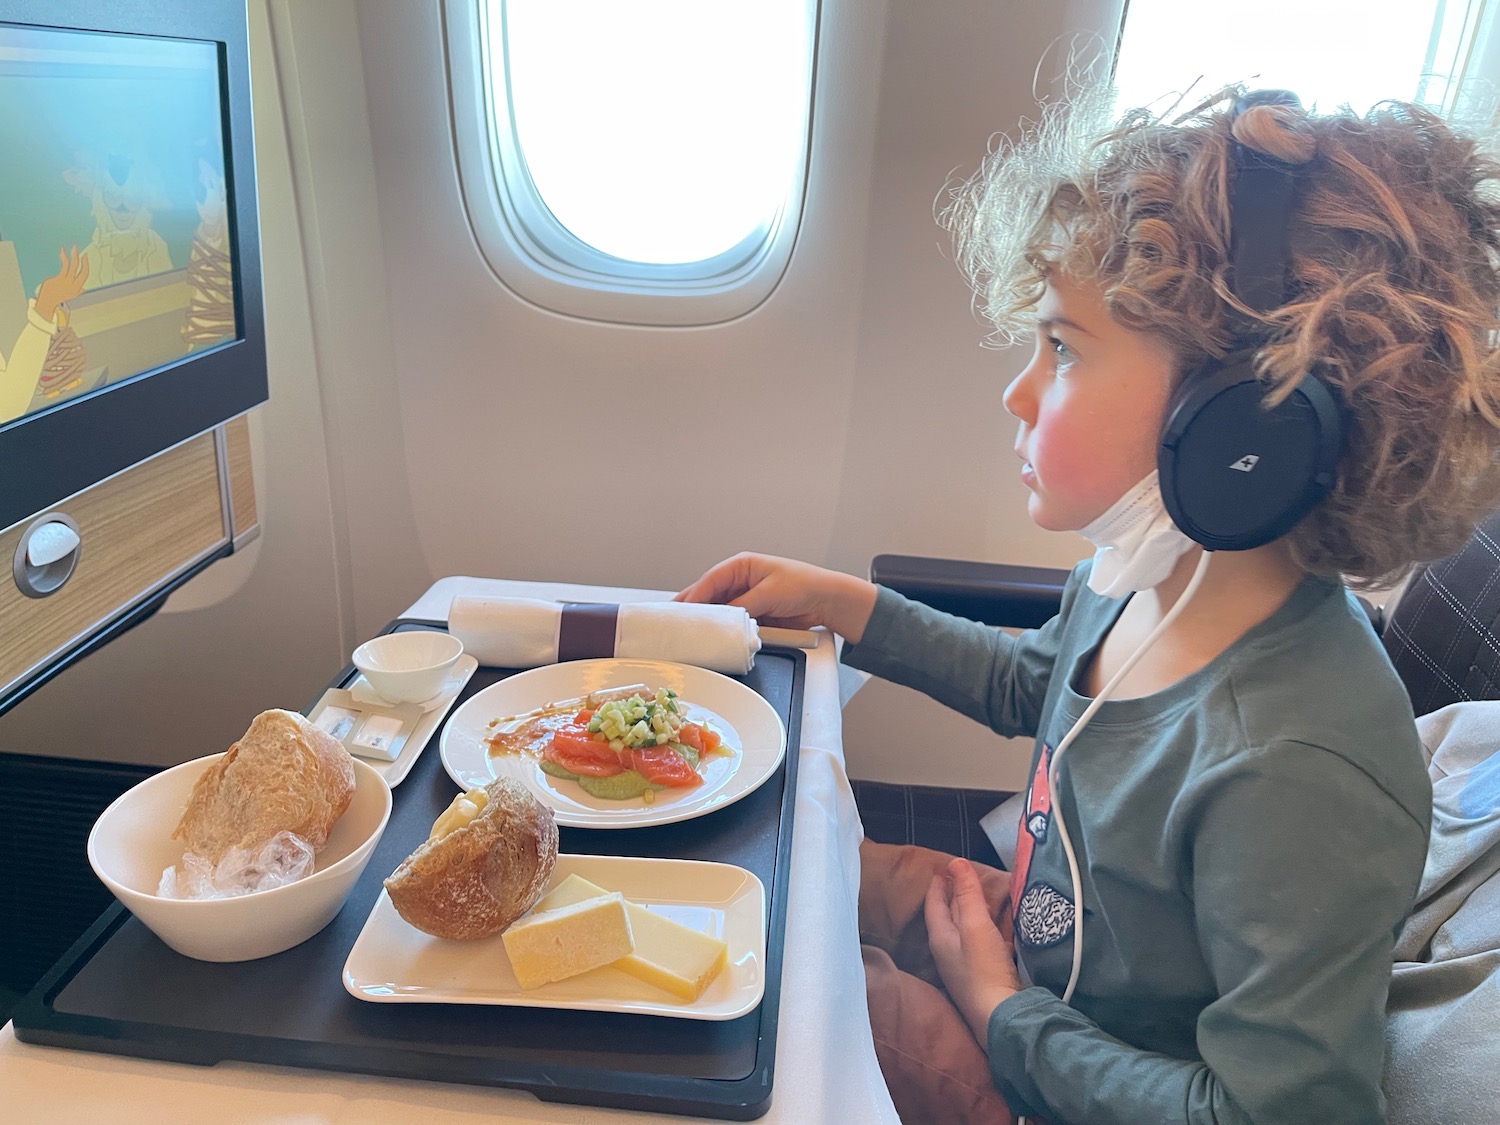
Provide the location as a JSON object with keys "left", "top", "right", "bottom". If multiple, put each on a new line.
{"left": 869, "top": 554, "right": 1068, "bottom": 629}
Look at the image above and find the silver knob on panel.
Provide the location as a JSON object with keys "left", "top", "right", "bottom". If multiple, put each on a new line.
{"left": 14, "top": 513, "right": 82, "bottom": 598}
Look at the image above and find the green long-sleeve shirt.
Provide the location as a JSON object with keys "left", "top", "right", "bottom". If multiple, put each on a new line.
{"left": 843, "top": 565, "right": 1430, "bottom": 1124}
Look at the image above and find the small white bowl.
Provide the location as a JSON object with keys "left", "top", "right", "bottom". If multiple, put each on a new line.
{"left": 88, "top": 753, "right": 392, "bottom": 962}
{"left": 352, "top": 632, "right": 465, "bottom": 704}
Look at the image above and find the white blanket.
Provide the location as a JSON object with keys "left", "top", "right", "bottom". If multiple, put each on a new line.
{"left": 1385, "top": 701, "right": 1500, "bottom": 1125}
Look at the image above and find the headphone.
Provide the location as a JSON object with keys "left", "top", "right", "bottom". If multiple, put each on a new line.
{"left": 1157, "top": 91, "right": 1345, "bottom": 552}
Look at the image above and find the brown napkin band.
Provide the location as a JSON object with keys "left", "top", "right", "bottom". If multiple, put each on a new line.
{"left": 558, "top": 602, "right": 620, "bottom": 662}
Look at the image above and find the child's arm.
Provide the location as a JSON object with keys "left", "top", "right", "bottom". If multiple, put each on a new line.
{"left": 984, "top": 744, "right": 1425, "bottom": 1124}
{"left": 680, "top": 554, "right": 1080, "bottom": 739}
{"left": 676, "top": 552, "right": 878, "bottom": 640}
{"left": 838, "top": 567, "right": 1085, "bottom": 741}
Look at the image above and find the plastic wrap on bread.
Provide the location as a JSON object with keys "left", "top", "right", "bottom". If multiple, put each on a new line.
{"left": 384, "top": 777, "right": 559, "bottom": 940}
{"left": 158, "top": 830, "right": 314, "bottom": 899}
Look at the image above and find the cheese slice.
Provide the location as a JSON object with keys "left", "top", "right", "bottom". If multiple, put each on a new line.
{"left": 533, "top": 873, "right": 728, "bottom": 1002}
{"left": 501, "top": 891, "right": 634, "bottom": 990}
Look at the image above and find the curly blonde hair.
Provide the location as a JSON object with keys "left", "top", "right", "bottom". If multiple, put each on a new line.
{"left": 944, "top": 87, "right": 1500, "bottom": 588}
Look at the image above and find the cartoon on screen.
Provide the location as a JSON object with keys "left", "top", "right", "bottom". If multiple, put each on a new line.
{"left": 0, "top": 24, "right": 237, "bottom": 424}
{"left": 65, "top": 154, "right": 174, "bottom": 289}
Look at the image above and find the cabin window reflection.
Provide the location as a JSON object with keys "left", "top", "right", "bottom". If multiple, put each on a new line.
{"left": 455, "top": 0, "right": 817, "bottom": 326}
{"left": 1112, "top": 0, "right": 1487, "bottom": 119}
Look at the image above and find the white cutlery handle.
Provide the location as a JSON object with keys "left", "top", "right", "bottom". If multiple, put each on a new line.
{"left": 758, "top": 627, "right": 819, "bottom": 649}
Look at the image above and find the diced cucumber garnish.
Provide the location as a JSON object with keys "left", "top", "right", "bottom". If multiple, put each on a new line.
{"left": 592, "top": 688, "right": 685, "bottom": 749}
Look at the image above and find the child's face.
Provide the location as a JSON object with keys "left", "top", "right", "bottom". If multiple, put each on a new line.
{"left": 1003, "top": 273, "right": 1178, "bottom": 532}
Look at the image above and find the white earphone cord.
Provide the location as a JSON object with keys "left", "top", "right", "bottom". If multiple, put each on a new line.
{"left": 1015, "top": 548, "right": 1213, "bottom": 1125}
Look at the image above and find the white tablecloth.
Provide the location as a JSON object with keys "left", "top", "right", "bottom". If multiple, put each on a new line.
{"left": 0, "top": 577, "right": 902, "bottom": 1125}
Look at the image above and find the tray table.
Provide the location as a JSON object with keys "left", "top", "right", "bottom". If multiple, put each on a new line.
{"left": 12, "top": 619, "right": 805, "bottom": 1120}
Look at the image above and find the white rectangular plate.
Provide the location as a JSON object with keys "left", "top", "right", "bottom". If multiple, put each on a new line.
{"left": 343, "top": 854, "right": 767, "bottom": 1020}
{"left": 348, "top": 653, "right": 478, "bottom": 786}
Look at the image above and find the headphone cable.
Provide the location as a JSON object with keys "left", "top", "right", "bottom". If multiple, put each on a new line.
{"left": 1050, "top": 547, "right": 1212, "bottom": 1003}
{"left": 1014, "top": 547, "right": 1212, "bottom": 1125}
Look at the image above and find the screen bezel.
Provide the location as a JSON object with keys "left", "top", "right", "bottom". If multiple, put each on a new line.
{"left": 0, "top": 0, "right": 264, "bottom": 531}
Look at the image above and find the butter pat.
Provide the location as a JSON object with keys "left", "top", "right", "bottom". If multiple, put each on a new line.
{"left": 534, "top": 874, "right": 728, "bottom": 1002}
{"left": 501, "top": 891, "right": 634, "bottom": 989}
{"left": 429, "top": 788, "right": 488, "bottom": 840}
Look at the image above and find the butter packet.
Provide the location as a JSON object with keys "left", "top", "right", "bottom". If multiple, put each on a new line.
{"left": 307, "top": 689, "right": 423, "bottom": 762}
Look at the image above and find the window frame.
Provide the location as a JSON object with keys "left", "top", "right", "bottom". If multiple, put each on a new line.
{"left": 1428, "top": 0, "right": 1500, "bottom": 122}
{"left": 444, "top": 0, "right": 820, "bottom": 326}
{"left": 1108, "top": 0, "right": 1494, "bottom": 121}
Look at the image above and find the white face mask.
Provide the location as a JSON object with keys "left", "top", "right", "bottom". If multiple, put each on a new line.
{"left": 1078, "top": 470, "right": 1199, "bottom": 598}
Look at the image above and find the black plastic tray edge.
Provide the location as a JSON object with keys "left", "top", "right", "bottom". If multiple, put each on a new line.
{"left": 13, "top": 619, "right": 805, "bottom": 1121}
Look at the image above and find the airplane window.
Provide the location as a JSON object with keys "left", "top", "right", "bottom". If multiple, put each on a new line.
{"left": 1112, "top": 0, "right": 1481, "bottom": 119}
{"left": 447, "top": 0, "right": 817, "bottom": 326}
{"left": 504, "top": 0, "right": 808, "bottom": 265}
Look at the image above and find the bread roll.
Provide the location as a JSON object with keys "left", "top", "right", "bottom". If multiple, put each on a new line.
{"left": 384, "top": 778, "right": 558, "bottom": 940}
{"left": 172, "top": 709, "right": 356, "bottom": 863}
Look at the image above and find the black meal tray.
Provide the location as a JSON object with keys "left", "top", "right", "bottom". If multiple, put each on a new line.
{"left": 12, "top": 619, "right": 806, "bottom": 1120}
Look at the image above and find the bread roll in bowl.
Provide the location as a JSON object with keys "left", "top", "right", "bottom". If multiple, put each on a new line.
{"left": 385, "top": 777, "right": 558, "bottom": 940}
{"left": 172, "top": 708, "right": 355, "bottom": 863}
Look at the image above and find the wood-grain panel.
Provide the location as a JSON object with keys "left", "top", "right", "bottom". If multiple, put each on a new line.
{"left": 0, "top": 435, "right": 226, "bottom": 689}
{"left": 225, "top": 414, "right": 257, "bottom": 538}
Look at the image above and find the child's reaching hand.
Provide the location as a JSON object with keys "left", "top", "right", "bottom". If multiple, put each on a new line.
{"left": 925, "top": 857, "right": 1023, "bottom": 1044}
{"left": 675, "top": 552, "right": 879, "bottom": 642}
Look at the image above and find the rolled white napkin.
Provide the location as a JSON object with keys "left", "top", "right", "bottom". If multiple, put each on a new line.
{"left": 447, "top": 596, "right": 762, "bottom": 674}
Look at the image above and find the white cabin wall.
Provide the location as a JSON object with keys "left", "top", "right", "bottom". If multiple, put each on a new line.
{"left": 258, "top": 0, "right": 433, "bottom": 641}
{"left": 825, "top": 0, "right": 1119, "bottom": 790}
{"left": 350, "top": 0, "right": 1120, "bottom": 792}
{"left": 353, "top": 0, "right": 874, "bottom": 591}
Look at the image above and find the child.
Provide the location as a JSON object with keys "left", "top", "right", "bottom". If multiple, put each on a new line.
{"left": 677, "top": 89, "right": 1500, "bottom": 1124}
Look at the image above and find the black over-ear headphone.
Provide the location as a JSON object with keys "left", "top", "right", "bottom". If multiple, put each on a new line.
{"left": 1157, "top": 91, "right": 1345, "bottom": 552}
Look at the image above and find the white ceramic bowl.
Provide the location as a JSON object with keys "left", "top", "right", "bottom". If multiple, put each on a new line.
{"left": 352, "top": 631, "right": 465, "bottom": 704}
{"left": 88, "top": 753, "right": 392, "bottom": 962}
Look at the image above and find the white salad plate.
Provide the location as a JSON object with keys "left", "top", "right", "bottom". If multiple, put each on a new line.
{"left": 438, "top": 658, "right": 787, "bottom": 829}
{"left": 343, "top": 853, "right": 767, "bottom": 1020}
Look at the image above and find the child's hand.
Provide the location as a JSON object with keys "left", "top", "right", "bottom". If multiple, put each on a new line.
{"left": 925, "top": 856, "right": 1023, "bottom": 1044}
{"left": 674, "top": 552, "right": 878, "bottom": 642}
{"left": 34, "top": 246, "right": 89, "bottom": 323}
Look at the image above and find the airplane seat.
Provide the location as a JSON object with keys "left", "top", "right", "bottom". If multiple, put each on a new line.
{"left": 857, "top": 502, "right": 1500, "bottom": 863}
{"left": 851, "top": 557, "right": 1071, "bottom": 869}
{"left": 1377, "top": 505, "right": 1500, "bottom": 715}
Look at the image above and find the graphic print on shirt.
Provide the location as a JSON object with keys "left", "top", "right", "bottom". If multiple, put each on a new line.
{"left": 1011, "top": 741, "right": 1076, "bottom": 949}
